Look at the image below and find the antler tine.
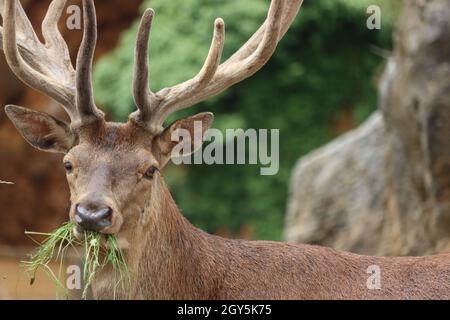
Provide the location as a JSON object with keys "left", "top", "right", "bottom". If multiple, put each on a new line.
{"left": 192, "top": 19, "right": 225, "bottom": 89}
{"left": 3, "top": 0, "right": 63, "bottom": 102}
{"left": 1, "top": 0, "right": 78, "bottom": 119}
{"left": 131, "top": 11, "right": 225, "bottom": 132}
{"left": 225, "top": 0, "right": 302, "bottom": 64}
{"left": 132, "top": 8, "right": 158, "bottom": 123}
{"left": 228, "top": 0, "right": 284, "bottom": 74}
{"left": 136, "top": 0, "right": 303, "bottom": 129}
{"left": 42, "top": 0, "right": 74, "bottom": 73}
{"left": 0, "top": 0, "right": 40, "bottom": 47}
{"left": 75, "top": 0, "right": 103, "bottom": 121}
{"left": 149, "top": 18, "right": 225, "bottom": 128}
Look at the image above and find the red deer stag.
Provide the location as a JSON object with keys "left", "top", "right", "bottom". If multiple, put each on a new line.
{"left": 2, "top": 0, "right": 450, "bottom": 299}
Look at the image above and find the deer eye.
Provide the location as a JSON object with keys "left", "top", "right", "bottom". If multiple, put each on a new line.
{"left": 63, "top": 161, "right": 73, "bottom": 173}
{"left": 144, "top": 166, "right": 158, "bottom": 179}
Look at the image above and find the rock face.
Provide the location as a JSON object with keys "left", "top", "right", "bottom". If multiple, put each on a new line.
{"left": 285, "top": 0, "right": 450, "bottom": 256}
{"left": 0, "top": 0, "right": 142, "bottom": 245}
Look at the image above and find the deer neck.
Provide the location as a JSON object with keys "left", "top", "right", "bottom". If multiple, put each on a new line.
{"left": 93, "top": 176, "right": 225, "bottom": 299}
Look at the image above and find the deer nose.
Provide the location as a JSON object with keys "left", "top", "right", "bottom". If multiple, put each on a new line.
{"left": 75, "top": 203, "right": 113, "bottom": 232}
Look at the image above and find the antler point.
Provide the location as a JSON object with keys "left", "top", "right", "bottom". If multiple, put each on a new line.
{"left": 215, "top": 18, "right": 225, "bottom": 30}
{"left": 144, "top": 8, "right": 155, "bottom": 17}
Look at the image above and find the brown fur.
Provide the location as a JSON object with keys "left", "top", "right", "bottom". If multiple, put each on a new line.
{"left": 62, "top": 122, "right": 450, "bottom": 300}
{"left": 7, "top": 105, "right": 450, "bottom": 300}
{"left": 4, "top": 0, "right": 450, "bottom": 300}
{"left": 91, "top": 146, "right": 450, "bottom": 299}
{"left": 8, "top": 104, "right": 450, "bottom": 299}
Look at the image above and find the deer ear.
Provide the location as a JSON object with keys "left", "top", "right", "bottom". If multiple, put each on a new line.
{"left": 5, "top": 105, "right": 76, "bottom": 154}
{"left": 154, "top": 112, "right": 214, "bottom": 166}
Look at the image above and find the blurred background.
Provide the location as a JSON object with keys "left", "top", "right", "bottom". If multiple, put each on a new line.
{"left": 2, "top": 0, "right": 449, "bottom": 299}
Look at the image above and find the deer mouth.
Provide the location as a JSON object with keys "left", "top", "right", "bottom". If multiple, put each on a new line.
{"left": 71, "top": 224, "right": 130, "bottom": 250}
{"left": 72, "top": 218, "right": 123, "bottom": 238}
{"left": 72, "top": 224, "right": 87, "bottom": 241}
{"left": 72, "top": 224, "right": 112, "bottom": 241}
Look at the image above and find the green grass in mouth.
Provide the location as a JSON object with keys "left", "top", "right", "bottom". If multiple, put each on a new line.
{"left": 22, "top": 221, "right": 131, "bottom": 299}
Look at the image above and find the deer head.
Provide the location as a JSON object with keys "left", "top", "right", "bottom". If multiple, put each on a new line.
{"left": 0, "top": 0, "right": 302, "bottom": 237}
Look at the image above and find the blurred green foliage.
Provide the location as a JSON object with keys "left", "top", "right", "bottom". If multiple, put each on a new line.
{"left": 93, "top": 0, "right": 397, "bottom": 240}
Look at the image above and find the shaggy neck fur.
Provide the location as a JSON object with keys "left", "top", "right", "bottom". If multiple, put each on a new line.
{"left": 92, "top": 175, "right": 226, "bottom": 299}
{"left": 91, "top": 175, "right": 450, "bottom": 300}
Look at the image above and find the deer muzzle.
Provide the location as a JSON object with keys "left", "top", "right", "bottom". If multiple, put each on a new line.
{"left": 75, "top": 203, "right": 113, "bottom": 232}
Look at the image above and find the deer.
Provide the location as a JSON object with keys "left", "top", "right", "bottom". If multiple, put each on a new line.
{"left": 2, "top": 0, "right": 450, "bottom": 300}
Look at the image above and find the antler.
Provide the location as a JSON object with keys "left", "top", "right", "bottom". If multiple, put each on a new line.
{"left": 0, "top": 0, "right": 102, "bottom": 124}
{"left": 131, "top": 0, "right": 304, "bottom": 132}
